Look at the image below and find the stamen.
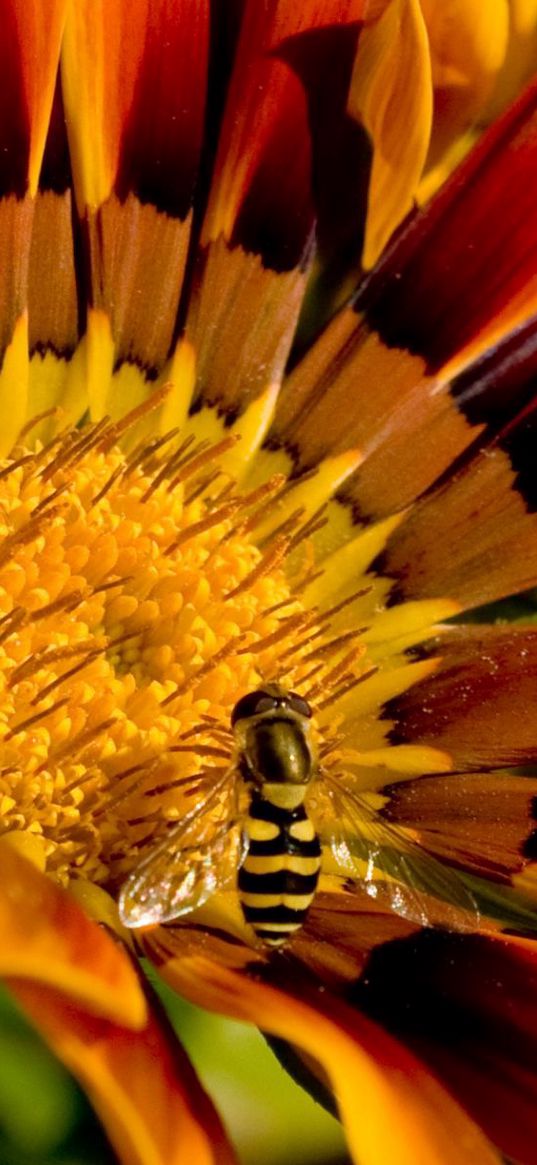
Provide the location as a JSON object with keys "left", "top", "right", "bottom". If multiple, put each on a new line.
{"left": 141, "top": 433, "right": 197, "bottom": 502}
{"left": 315, "top": 665, "right": 379, "bottom": 711}
{"left": 167, "top": 435, "right": 240, "bottom": 490}
{"left": 18, "top": 406, "right": 63, "bottom": 440}
{"left": 0, "top": 419, "right": 385, "bottom": 892}
{"left": 100, "top": 382, "right": 173, "bottom": 451}
{"left": 4, "top": 697, "right": 69, "bottom": 740}
{"left": 9, "top": 641, "right": 99, "bottom": 687}
{"left": 303, "top": 647, "right": 366, "bottom": 703}
{"left": 225, "top": 535, "right": 290, "bottom": 599}
{"left": 30, "top": 651, "right": 101, "bottom": 704}
{"left": 164, "top": 499, "right": 243, "bottom": 555}
{"left": 91, "top": 463, "right": 127, "bottom": 507}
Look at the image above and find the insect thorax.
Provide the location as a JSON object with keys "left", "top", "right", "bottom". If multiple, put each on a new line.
{"left": 239, "top": 716, "right": 315, "bottom": 789}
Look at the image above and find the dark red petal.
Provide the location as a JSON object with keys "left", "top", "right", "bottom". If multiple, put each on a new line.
{"left": 351, "top": 930, "right": 537, "bottom": 1165}
{"left": 29, "top": 79, "right": 78, "bottom": 361}
{"left": 380, "top": 771, "right": 537, "bottom": 882}
{"left": 266, "top": 76, "right": 537, "bottom": 524}
{"left": 384, "top": 626, "right": 537, "bottom": 769}
{"left": 374, "top": 407, "right": 537, "bottom": 608}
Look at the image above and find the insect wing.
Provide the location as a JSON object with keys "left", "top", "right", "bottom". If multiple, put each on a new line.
{"left": 315, "top": 774, "right": 480, "bottom": 930}
{"left": 119, "top": 771, "right": 242, "bottom": 928}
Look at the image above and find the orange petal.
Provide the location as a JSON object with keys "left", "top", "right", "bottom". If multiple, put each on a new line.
{"left": 0, "top": 843, "right": 145, "bottom": 1028}
{"left": 485, "top": 0, "right": 537, "bottom": 120}
{"left": 380, "top": 769, "right": 537, "bottom": 883}
{"left": 60, "top": 0, "right": 210, "bottom": 415}
{"left": 60, "top": 0, "right": 208, "bottom": 215}
{"left": 419, "top": 0, "right": 509, "bottom": 178}
{"left": 7, "top": 976, "right": 236, "bottom": 1165}
{"left": 156, "top": 953, "right": 500, "bottom": 1165}
{"left": 0, "top": 0, "right": 67, "bottom": 197}
{"left": 349, "top": 0, "right": 433, "bottom": 268}
{"left": 376, "top": 400, "right": 537, "bottom": 609}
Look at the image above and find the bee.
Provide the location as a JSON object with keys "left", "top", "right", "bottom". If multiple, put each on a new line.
{"left": 119, "top": 684, "right": 479, "bottom": 944}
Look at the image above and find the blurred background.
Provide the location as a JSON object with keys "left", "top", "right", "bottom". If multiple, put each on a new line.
{"left": 0, "top": 981, "right": 349, "bottom": 1165}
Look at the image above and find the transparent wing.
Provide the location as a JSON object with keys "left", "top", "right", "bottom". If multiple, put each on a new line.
{"left": 312, "top": 773, "right": 480, "bottom": 930}
{"left": 119, "top": 768, "right": 244, "bottom": 928}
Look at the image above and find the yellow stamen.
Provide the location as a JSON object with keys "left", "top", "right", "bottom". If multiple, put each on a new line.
{"left": 0, "top": 399, "right": 448, "bottom": 905}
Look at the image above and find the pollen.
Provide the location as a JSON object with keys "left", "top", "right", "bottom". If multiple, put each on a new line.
{"left": 0, "top": 406, "right": 373, "bottom": 893}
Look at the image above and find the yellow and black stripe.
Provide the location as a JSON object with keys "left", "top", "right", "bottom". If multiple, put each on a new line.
{"left": 239, "top": 794, "right": 322, "bottom": 947}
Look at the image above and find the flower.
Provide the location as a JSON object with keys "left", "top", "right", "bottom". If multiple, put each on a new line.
{"left": 2, "top": 2, "right": 537, "bottom": 1164}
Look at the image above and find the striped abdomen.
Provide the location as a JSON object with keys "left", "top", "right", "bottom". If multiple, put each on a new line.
{"left": 238, "top": 794, "right": 322, "bottom": 947}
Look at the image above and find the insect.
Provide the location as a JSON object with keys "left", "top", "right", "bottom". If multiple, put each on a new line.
{"left": 118, "top": 684, "right": 480, "bottom": 945}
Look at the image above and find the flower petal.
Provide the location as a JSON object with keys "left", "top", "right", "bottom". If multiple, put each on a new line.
{"left": 419, "top": 0, "right": 509, "bottom": 180}
{"left": 379, "top": 770, "right": 537, "bottom": 884}
{"left": 352, "top": 930, "right": 537, "bottom": 1165}
{"left": 0, "top": 0, "right": 67, "bottom": 453}
{"left": 384, "top": 626, "right": 537, "bottom": 770}
{"left": 183, "top": 0, "right": 365, "bottom": 437}
{"left": 486, "top": 0, "right": 537, "bottom": 120}
{"left": 7, "top": 976, "right": 236, "bottom": 1165}
{"left": 267, "top": 76, "right": 537, "bottom": 525}
{"left": 60, "top": 0, "right": 210, "bottom": 421}
{"left": 153, "top": 949, "right": 500, "bottom": 1165}
{"left": 349, "top": 0, "right": 432, "bottom": 269}
{"left": 61, "top": 0, "right": 208, "bottom": 216}
{"left": 0, "top": 0, "right": 67, "bottom": 198}
{"left": 26, "top": 78, "right": 84, "bottom": 444}
{"left": 375, "top": 402, "right": 537, "bottom": 608}
{"left": 0, "top": 842, "right": 145, "bottom": 1028}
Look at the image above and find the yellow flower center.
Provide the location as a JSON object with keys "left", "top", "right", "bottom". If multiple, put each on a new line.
{"left": 0, "top": 408, "right": 370, "bottom": 893}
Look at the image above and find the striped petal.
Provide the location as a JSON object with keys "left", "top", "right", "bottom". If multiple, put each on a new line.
{"left": 379, "top": 771, "right": 537, "bottom": 883}
{"left": 60, "top": 0, "right": 209, "bottom": 422}
{"left": 266, "top": 76, "right": 537, "bottom": 530}
{"left": 384, "top": 627, "right": 537, "bottom": 770}
{"left": 26, "top": 77, "right": 83, "bottom": 443}
{"left": 0, "top": 0, "right": 66, "bottom": 453}
{"left": 375, "top": 402, "right": 537, "bottom": 608}
{"left": 183, "top": 0, "right": 365, "bottom": 438}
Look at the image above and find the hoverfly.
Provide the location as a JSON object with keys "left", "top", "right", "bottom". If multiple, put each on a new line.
{"left": 118, "top": 684, "right": 479, "bottom": 945}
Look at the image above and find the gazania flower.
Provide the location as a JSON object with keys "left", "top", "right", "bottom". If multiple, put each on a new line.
{"left": 2, "top": 2, "right": 537, "bottom": 1163}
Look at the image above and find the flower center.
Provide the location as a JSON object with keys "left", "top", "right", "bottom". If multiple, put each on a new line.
{"left": 0, "top": 408, "right": 371, "bottom": 892}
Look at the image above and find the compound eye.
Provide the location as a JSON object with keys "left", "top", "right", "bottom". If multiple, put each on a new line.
{"left": 287, "top": 692, "right": 313, "bottom": 719}
{"left": 231, "top": 689, "right": 279, "bottom": 726}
